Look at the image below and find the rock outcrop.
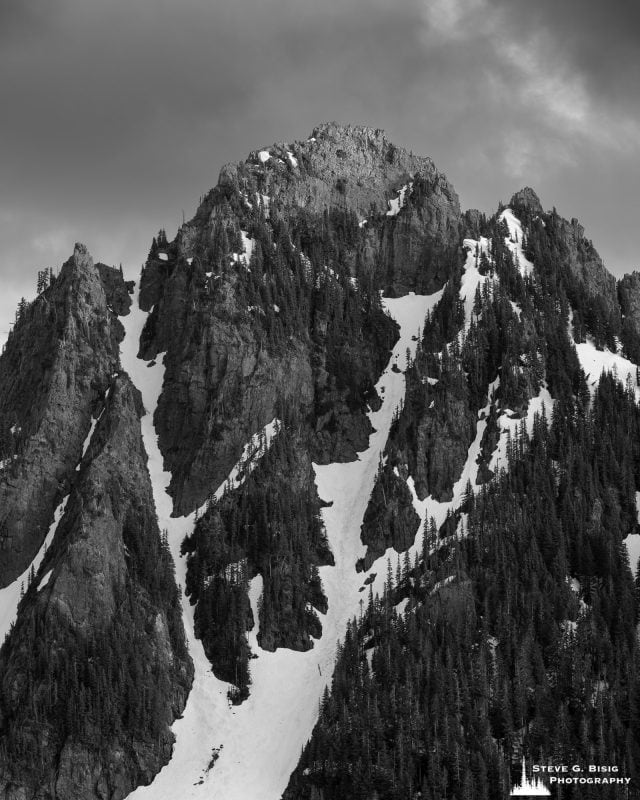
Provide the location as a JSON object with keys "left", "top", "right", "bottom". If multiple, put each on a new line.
{"left": 138, "top": 124, "right": 437, "bottom": 514}
{"left": 0, "top": 247, "right": 191, "bottom": 799}
{"left": 0, "top": 373, "right": 192, "bottom": 800}
{"left": 0, "top": 245, "right": 128, "bottom": 587}
{"left": 358, "top": 461, "right": 420, "bottom": 571}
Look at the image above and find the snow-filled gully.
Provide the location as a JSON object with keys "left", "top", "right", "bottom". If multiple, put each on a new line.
{"left": 120, "top": 290, "right": 442, "bottom": 800}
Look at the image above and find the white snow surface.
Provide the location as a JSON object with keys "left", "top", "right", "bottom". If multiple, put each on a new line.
{"left": 487, "top": 385, "right": 554, "bottom": 477}
{"left": 566, "top": 308, "right": 640, "bottom": 401}
{"left": 499, "top": 208, "right": 533, "bottom": 276}
{"left": 76, "top": 396, "right": 109, "bottom": 471}
{"left": 625, "top": 493, "right": 640, "bottom": 574}
{"left": 460, "top": 236, "right": 493, "bottom": 331}
{"left": 237, "top": 231, "right": 254, "bottom": 267}
{"left": 286, "top": 151, "right": 298, "bottom": 168}
{"left": 212, "top": 418, "right": 280, "bottom": 505}
{"left": 258, "top": 150, "right": 271, "bottom": 163}
{"left": 0, "top": 494, "right": 69, "bottom": 642}
{"left": 158, "top": 252, "right": 168, "bottom": 261}
{"left": 121, "top": 288, "right": 442, "bottom": 800}
{"left": 38, "top": 570, "right": 53, "bottom": 591}
{"left": 575, "top": 338, "right": 640, "bottom": 400}
{"left": 386, "top": 182, "right": 412, "bottom": 216}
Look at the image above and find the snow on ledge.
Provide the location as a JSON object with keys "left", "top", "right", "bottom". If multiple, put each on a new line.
{"left": 386, "top": 182, "right": 412, "bottom": 217}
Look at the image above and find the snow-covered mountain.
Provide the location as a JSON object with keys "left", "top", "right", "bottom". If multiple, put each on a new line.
{"left": 1, "top": 124, "right": 640, "bottom": 799}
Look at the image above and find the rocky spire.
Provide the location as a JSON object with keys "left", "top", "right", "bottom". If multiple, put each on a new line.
{"left": 509, "top": 186, "right": 543, "bottom": 215}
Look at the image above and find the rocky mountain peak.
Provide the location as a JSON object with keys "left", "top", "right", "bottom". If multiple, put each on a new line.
{"left": 509, "top": 186, "right": 543, "bottom": 215}
{"left": 56, "top": 241, "right": 96, "bottom": 279}
{"left": 212, "top": 122, "right": 459, "bottom": 224}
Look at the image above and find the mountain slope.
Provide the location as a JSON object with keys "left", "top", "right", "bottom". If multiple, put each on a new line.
{"left": 284, "top": 190, "right": 640, "bottom": 800}
{"left": 1, "top": 125, "right": 639, "bottom": 800}
{"left": 0, "top": 248, "right": 191, "bottom": 799}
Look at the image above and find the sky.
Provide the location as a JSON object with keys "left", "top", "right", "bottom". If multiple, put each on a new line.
{"left": 1, "top": 0, "right": 639, "bottom": 338}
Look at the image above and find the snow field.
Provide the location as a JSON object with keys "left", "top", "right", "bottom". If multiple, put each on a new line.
{"left": 575, "top": 339, "right": 640, "bottom": 401}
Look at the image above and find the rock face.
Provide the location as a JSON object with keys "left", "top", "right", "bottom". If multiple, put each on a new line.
{"left": 210, "top": 121, "right": 462, "bottom": 296}
{"left": 510, "top": 188, "right": 619, "bottom": 322}
{"left": 0, "top": 245, "right": 127, "bottom": 587}
{"left": 358, "top": 461, "right": 420, "bottom": 571}
{"left": 508, "top": 186, "right": 544, "bottom": 216}
{"left": 406, "top": 368, "right": 477, "bottom": 502}
{"left": 0, "top": 250, "right": 191, "bottom": 799}
{"left": 138, "top": 123, "right": 442, "bottom": 515}
{"left": 619, "top": 272, "right": 640, "bottom": 321}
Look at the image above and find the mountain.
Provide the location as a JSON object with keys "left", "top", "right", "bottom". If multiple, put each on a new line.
{"left": 1, "top": 123, "right": 640, "bottom": 799}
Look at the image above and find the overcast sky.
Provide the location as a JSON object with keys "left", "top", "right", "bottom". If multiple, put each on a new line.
{"left": 1, "top": 0, "right": 639, "bottom": 338}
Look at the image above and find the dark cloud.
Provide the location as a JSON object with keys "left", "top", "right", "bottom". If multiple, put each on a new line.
{"left": 493, "top": 0, "right": 640, "bottom": 106}
{"left": 1, "top": 0, "right": 638, "bottom": 339}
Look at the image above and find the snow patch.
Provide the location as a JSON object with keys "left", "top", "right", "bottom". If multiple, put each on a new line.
{"left": 386, "top": 182, "right": 412, "bottom": 217}
{"left": 430, "top": 575, "right": 456, "bottom": 594}
{"left": 625, "top": 493, "right": 640, "bottom": 573}
{"left": 460, "top": 236, "right": 493, "bottom": 331}
{"left": 258, "top": 150, "right": 271, "bottom": 163}
{"left": 158, "top": 252, "right": 168, "bottom": 261}
{"left": 238, "top": 231, "right": 254, "bottom": 267}
{"left": 286, "top": 151, "right": 298, "bottom": 168}
{"left": 574, "top": 338, "right": 640, "bottom": 401}
{"left": 212, "top": 419, "right": 280, "bottom": 505}
{"left": 487, "top": 386, "right": 554, "bottom": 476}
{"left": 247, "top": 574, "right": 264, "bottom": 650}
{"left": 498, "top": 208, "right": 533, "bottom": 276}
{"left": 38, "top": 570, "right": 53, "bottom": 591}
{"left": 395, "top": 597, "right": 409, "bottom": 615}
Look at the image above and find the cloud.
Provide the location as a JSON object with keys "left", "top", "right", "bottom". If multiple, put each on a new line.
{"left": 0, "top": 0, "right": 638, "bottom": 345}
{"left": 420, "top": 0, "right": 640, "bottom": 177}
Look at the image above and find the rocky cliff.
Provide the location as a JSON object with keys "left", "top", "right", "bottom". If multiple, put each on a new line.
{"left": 138, "top": 123, "right": 461, "bottom": 516}
{"left": 0, "top": 249, "right": 191, "bottom": 799}
{"left": 0, "top": 247, "right": 128, "bottom": 587}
